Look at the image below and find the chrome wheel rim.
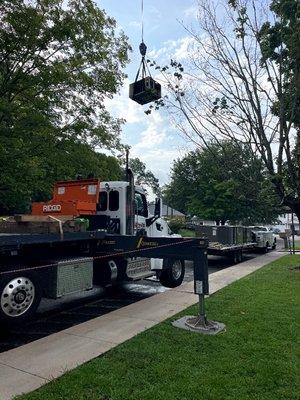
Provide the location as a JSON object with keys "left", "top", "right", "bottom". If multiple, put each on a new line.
{"left": 172, "top": 261, "right": 182, "bottom": 280}
{"left": 1, "top": 277, "right": 35, "bottom": 317}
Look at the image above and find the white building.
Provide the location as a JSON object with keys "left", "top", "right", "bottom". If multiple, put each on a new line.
{"left": 273, "top": 212, "right": 300, "bottom": 232}
{"left": 148, "top": 203, "right": 185, "bottom": 218}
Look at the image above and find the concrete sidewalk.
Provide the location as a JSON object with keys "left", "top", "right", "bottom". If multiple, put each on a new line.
{"left": 0, "top": 250, "right": 285, "bottom": 400}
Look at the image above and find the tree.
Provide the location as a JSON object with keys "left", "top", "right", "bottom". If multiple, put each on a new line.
{"left": 0, "top": 137, "right": 123, "bottom": 214}
{"left": 0, "top": 0, "right": 130, "bottom": 214}
{"left": 260, "top": 0, "right": 300, "bottom": 129}
{"left": 163, "top": 141, "right": 280, "bottom": 225}
{"left": 150, "top": 0, "right": 300, "bottom": 221}
{"left": 129, "top": 157, "right": 160, "bottom": 195}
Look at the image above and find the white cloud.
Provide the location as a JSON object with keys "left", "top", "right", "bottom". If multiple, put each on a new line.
{"left": 135, "top": 146, "right": 188, "bottom": 185}
{"left": 105, "top": 78, "right": 142, "bottom": 124}
{"left": 129, "top": 112, "right": 192, "bottom": 185}
{"left": 102, "top": 36, "right": 199, "bottom": 188}
{"left": 183, "top": 4, "right": 199, "bottom": 18}
{"left": 148, "top": 36, "right": 196, "bottom": 63}
{"left": 128, "top": 20, "right": 141, "bottom": 28}
{"left": 174, "top": 36, "right": 196, "bottom": 61}
{"left": 133, "top": 113, "right": 166, "bottom": 151}
{"left": 104, "top": 78, "right": 192, "bottom": 186}
{"left": 148, "top": 5, "right": 162, "bottom": 20}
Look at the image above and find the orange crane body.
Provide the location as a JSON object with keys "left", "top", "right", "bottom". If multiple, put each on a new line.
{"left": 31, "top": 179, "right": 100, "bottom": 217}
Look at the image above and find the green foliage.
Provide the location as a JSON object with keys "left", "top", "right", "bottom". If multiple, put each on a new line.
{"left": 258, "top": 0, "right": 300, "bottom": 214}
{"left": 0, "top": 0, "right": 130, "bottom": 214}
{"left": 259, "top": 0, "right": 300, "bottom": 128}
{"left": 129, "top": 157, "right": 160, "bottom": 195}
{"left": 164, "top": 141, "right": 280, "bottom": 225}
{"left": 0, "top": 137, "right": 122, "bottom": 214}
{"left": 167, "top": 217, "right": 185, "bottom": 234}
{"left": 178, "top": 228, "right": 196, "bottom": 237}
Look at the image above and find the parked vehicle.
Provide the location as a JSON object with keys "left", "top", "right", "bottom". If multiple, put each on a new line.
{"left": 196, "top": 225, "right": 256, "bottom": 263}
{"left": 196, "top": 224, "right": 277, "bottom": 261}
{"left": 250, "top": 226, "right": 276, "bottom": 252}
{"left": 0, "top": 173, "right": 208, "bottom": 326}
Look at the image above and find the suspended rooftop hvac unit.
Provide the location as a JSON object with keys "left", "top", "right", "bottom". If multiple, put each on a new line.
{"left": 129, "top": 76, "right": 161, "bottom": 105}
{"left": 129, "top": 42, "right": 161, "bottom": 105}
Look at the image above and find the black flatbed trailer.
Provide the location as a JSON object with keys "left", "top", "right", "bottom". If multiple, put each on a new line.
{"left": 0, "top": 230, "right": 107, "bottom": 251}
{"left": 207, "top": 242, "right": 256, "bottom": 263}
{"left": 0, "top": 231, "right": 208, "bottom": 326}
{"left": 195, "top": 225, "right": 257, "bottom": 262}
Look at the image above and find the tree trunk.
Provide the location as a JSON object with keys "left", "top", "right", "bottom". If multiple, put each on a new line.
{"left": 290, "top": 204, "right": 300, "bottom": 230}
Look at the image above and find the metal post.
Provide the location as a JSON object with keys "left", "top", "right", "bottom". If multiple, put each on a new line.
{"left": 292, "top": 212, "right": 295, "bottom": 254}
{"left": 198, "top": 293, "right": 207, "bottom": 325}
{"left": 125, "top": 147, "right": 129, "bottom": 171}
{"left": 172, "top": 246, "right": 225, "bottom": 335}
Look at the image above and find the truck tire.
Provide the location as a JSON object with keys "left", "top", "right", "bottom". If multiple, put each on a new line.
{"left": 158, "top": 259, "right": 185, "bottom": 288}
{"left": 237, "top": 250, "right": 243, "bottom": 263}
{"left": 231, "top": 250, "right": 242, "bottom": 264}
{"left": 0, "top": 274, "right": 41, "bottom": 326}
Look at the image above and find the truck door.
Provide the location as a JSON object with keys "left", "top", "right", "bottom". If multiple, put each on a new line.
{"left": 134, "top": 191, "right": 148, "bottom": 234}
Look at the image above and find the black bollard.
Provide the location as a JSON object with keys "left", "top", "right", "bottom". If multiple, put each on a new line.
{"left": 172, "top": 246, "right": 225, "bottom": 335}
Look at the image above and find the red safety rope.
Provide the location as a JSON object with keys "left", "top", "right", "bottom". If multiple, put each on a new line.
{"left": 0, "top": 238, "right": 197, "bottom": 276}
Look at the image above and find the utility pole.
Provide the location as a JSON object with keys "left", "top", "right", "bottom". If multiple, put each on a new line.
{"left": 292, "top": 212, "right": 295, "bottom": 254}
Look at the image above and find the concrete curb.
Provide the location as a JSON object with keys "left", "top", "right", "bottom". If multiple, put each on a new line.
{"left": 0, "top": 251, "right": 285, "bottom": 400}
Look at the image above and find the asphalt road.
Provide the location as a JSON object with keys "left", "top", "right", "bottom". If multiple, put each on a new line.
{"left": 0, "top": 252, "right": 257, "bottom": 353}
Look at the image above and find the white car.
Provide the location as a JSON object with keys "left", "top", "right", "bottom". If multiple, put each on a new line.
{"left": 251, "top": 226, "right": 276, "bottom": 252}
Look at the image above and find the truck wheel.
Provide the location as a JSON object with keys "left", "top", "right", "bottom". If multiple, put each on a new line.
{"left": 237, "top": 250, "right": 243, "bottom": 263}
{"left": 0, "top": 275, "right": 41, "bottom": 326}
{"left": 159, "top": 259, "right": 185, "bottom": 288}
{"left": 231, "top": 250, "right": 242, "bottom": 264}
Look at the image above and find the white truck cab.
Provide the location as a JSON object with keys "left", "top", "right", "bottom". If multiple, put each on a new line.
{"left": 97, "top": 181, "right": 169, "bottom": 237}
{"left": 94, "top": 181, "right": 184, "bottom": 286}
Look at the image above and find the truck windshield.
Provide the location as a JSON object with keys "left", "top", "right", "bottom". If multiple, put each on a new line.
{"left": 253, "top": 227, "right": 268, "bottom": 231}
{"left": 135, "top": 192, "right": 148, "bottom": 217}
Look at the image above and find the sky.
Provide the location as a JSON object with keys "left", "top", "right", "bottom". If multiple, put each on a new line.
{"left": 97, "top": 0, "right": 199, "bottom": 188}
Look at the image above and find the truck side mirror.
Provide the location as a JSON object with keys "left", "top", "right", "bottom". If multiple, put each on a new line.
{"left": 146, "top": 198, "right": 162, "bottom": 227}
{"left": 154, "top": 198, "right": 162, "bottom": 218}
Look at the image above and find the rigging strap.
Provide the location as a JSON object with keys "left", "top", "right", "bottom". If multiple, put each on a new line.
{"left": 135, "top": 54, "right": 152, "bottom": 82}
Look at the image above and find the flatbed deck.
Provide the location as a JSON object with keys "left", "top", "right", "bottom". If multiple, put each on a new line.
{"left": 0, "top": 230, "right": 107, "bottom": 251}
{"left": 0, "top": 228, "right": 210, "bottom": 327}
{"left": 207, "top": 242, "right": 256, "bottom": 254}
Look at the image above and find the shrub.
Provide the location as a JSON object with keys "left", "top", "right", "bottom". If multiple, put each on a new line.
{"left": 168, "top": 218, "right": 185, "bottom": 233}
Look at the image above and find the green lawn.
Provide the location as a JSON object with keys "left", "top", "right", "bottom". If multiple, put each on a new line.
{"left": 18, "top": 255, "right": 300, "bottom": 400}
{"left": 294, "top": 242, "right": 300, "bottom": 250}
{"left": 179, "top": 228, "right": 196, "bottom": 237}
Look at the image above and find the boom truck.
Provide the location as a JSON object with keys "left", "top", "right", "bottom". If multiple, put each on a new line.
{"left": 0, "top": 169, "right": 208, "bottom": 326}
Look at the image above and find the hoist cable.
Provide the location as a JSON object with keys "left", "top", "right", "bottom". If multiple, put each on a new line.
{"left": 141, "top": 0, "right": 144, "bottom": 43}
{"left": 134, "top": 0, "right": 153, "bottom": 82}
